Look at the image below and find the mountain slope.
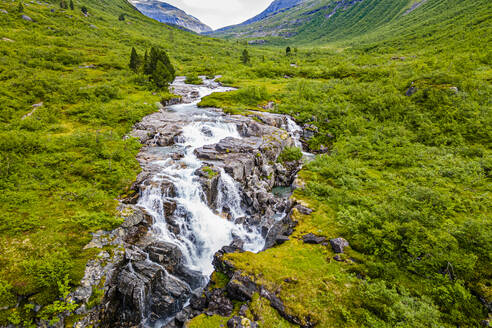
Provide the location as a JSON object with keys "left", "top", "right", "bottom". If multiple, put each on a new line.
{"left": 211, "top": 0, "right": 491, "bottom": 45}
{"left": 129, "top": 0, "right": 212, "bottom": 33}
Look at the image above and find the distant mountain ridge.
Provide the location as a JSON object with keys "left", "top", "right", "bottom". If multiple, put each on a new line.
{"left": 129, "top": 0, "right": 212, "bottom": 33}
{"left": 209, "top": 0, "right": 452, "bottom": 44}
{"left": 213, "top": 0, "right": 306, "bottom": 34}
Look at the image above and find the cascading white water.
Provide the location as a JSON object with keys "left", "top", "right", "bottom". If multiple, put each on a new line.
{"left": 286, "top": 117, "right": 304, "bottom": 149}
{"left": 137, "top": 84, "right": 264, "bottom": 279}
{"left": 131, "top": 77, "right": 307, "bottom": 327}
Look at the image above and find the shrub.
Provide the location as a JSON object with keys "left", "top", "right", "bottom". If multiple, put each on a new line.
{"left": 278, "top": 146, "right": 303, "bottom": 163}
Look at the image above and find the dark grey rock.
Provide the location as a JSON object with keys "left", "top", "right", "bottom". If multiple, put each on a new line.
{"left": 330, "top": 237, "right": 349, "bottom": 253}
{"left": 206, "top": 289, "right": 233, "bottom": 317}
{"left": 302, "top": 233, "right": 326, "bottom": 244}
{"left": 226, "top": 272, "right": 257, "bottom": 301}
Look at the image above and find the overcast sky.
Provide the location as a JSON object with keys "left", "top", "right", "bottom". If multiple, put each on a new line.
{"left": 163, "top": 0, "right": 272, "bottom": 30}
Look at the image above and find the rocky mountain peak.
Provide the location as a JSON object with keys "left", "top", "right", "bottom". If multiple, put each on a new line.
{"left": 129, "top": 0, "right": 212, "bottom": 34}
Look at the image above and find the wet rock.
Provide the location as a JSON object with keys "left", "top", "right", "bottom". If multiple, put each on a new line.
{"left": 190, "top": 291, "right": 208, "bottom": 311}
{"left": 264, "top": 209, "right": 296, "bottom": 249}
{"left": 163, "top": 200, "right": 177, "bottom": 217}
{"left": 161, "top": 97, "right": 182, "bottom": 106}
{"left": 302, "top": 233, "right": 326, "bottom": 244}
{"left": 109, "top": 260, "right": 191, "bottom": 325}
{"left": 205, "top": 289, "right": 233, "bottom": 317}
{"left": 22, "top": 15, "right": 33, "bottom": 21}
{"left": 175, "top": 266, "right": 207, "bottom": 290}
{"left": 145, "top": 241, "right": 183, "bottom": 271}
{"left": 330, "top": 238, "right": 349, "bottom": 254}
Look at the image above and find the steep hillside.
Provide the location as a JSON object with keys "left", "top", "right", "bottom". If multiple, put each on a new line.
{"left": 213, "top": 0, "right": 306, "bottom": 34}
{"left": 129, "top": 0, "right": 212, "bottom": 33}
{"left": 211, "top": 0, "right": 491, "bottom": 45}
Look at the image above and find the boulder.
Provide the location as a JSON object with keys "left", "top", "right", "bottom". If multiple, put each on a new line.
{"left": 226, "top": 272, "right": 258, "bottom": 301}
{"left": 0, "top": 9, "right": 8, "bottom": 14}
{"left": 205, "top": 289, "right": 233, "bottom": 317}
{"left": 22, "top": 15, "right": 33, "bottom": 21}
{"left": 302, "top": 233, "right": 326, "bottom": 244}
{"left": 145, "top": 241, "right": 183, "bottom": 271}
{"left": 330, "top": 238, "right": 349, "bottom": 253}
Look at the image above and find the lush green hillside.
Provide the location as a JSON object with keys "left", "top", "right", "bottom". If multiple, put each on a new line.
{"left": 190, "top": 1, "right": 492, "bottom": 326}
{"left": 0, "top": 0, "right": 269, "bottom": 324}
{"left": 212, "top": 0, "right": 492, "bottom": 47}
{"left": 0, "top": 0, "right": 490, "bottom": 326}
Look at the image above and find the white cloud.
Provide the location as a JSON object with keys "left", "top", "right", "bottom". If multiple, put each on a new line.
{"left": 162, "top": 0, "right": 272, "bottom": 30}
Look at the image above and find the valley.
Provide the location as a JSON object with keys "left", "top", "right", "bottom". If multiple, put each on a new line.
{"left": 0, "top": 0, "right": 490, "bottom": 327}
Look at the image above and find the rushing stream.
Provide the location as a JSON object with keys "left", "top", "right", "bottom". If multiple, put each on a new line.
{"left": 138, "top": 81, "right": 265, "bottom": 280}
{"left": 109, "top": 76, "right": 306, "bottom": 327}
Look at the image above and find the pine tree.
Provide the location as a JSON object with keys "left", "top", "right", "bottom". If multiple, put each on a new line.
{"left": 143, "top": 50, "right": 149, "bottom": 74}
{"left": 69, "top": 0, "right": 74, "bottom": 10}
{"left": 17, "top": 2, "right": 23, "bottom": 12}
{"left": 129, "top": 47, "right": 140, "bottom": 73}
{"left": 118, "top": 14, "right": 125, "bottom": 21}
{"left": 240, "top": 49, "right": 250, "bottom": 65}
{"left": 286, "top": 46, "right": 291, "bottom": 56}
{"left": 152, "top": 60, "right": 172, "bottom": 89}
{"left": 81, "top": 6, "right": 88, "bottom": 15}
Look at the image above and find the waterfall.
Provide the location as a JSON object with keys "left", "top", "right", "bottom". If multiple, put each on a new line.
{"left": 125, "top": 77, "right": 306, "bottom": 327}
{"left": 137, "top": 111, "right": 263, "bottom": 279}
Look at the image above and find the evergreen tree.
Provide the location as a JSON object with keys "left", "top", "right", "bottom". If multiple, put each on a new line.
{"left": 81, "top": 6, "right": 88, "bottom": 15}
{"left": 286, "top": 46, "right": 292, "bottom": 56}
{"left": 60, "top": 0, "right": 67, "bottom": 9}
{"left": 143, "top": 50, "right": 149, "bottom": 74}
{"left": 129, "top": 47, "right": 140, "bottom": 73}
{"left": 69, "top": 0, "right": 74, "bottom": 10}
{"left": 240, "top": 49, "right": 250, "bottom": 65}
{"left": 118, "top": 13, "right": 125, "bottom": 21}
{"left": 152, "top": 60, "right": 172, "bottom": 88}
{"left": 17, "top": 2, "right": 23, "bottom": 12}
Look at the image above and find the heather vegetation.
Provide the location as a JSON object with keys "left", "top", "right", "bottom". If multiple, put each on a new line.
{"left": 0, "top": 0, "right": 490, "bottom": 326}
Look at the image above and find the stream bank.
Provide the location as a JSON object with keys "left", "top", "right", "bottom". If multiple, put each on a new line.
{"left": 70, "top": 77, "right": 311, "bottom": 328}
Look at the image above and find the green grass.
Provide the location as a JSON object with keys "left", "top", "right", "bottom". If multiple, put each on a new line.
{"left": 1, "top": 0, "right": 491, "bottom": 326}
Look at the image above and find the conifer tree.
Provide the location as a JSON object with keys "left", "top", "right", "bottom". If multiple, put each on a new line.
{"left": 69, "top": 0, "right": 74, "bottom": 10}
{"left": 240, "top": 49, "right": 250, "bottom": 65}
{"left": 286, "top": 46, "right": 291, "bottom": 56}
{"left": 17, "top": 2, "right": 23, "bottom": 12}
{"left": 152, "top": 61, "right": 172, "bottom": 88}
{"left": 143, "top": 50, "right": 149, "bottom": 74}
{"left": 129, "top": 47, "right": 140, "bottom": 73}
